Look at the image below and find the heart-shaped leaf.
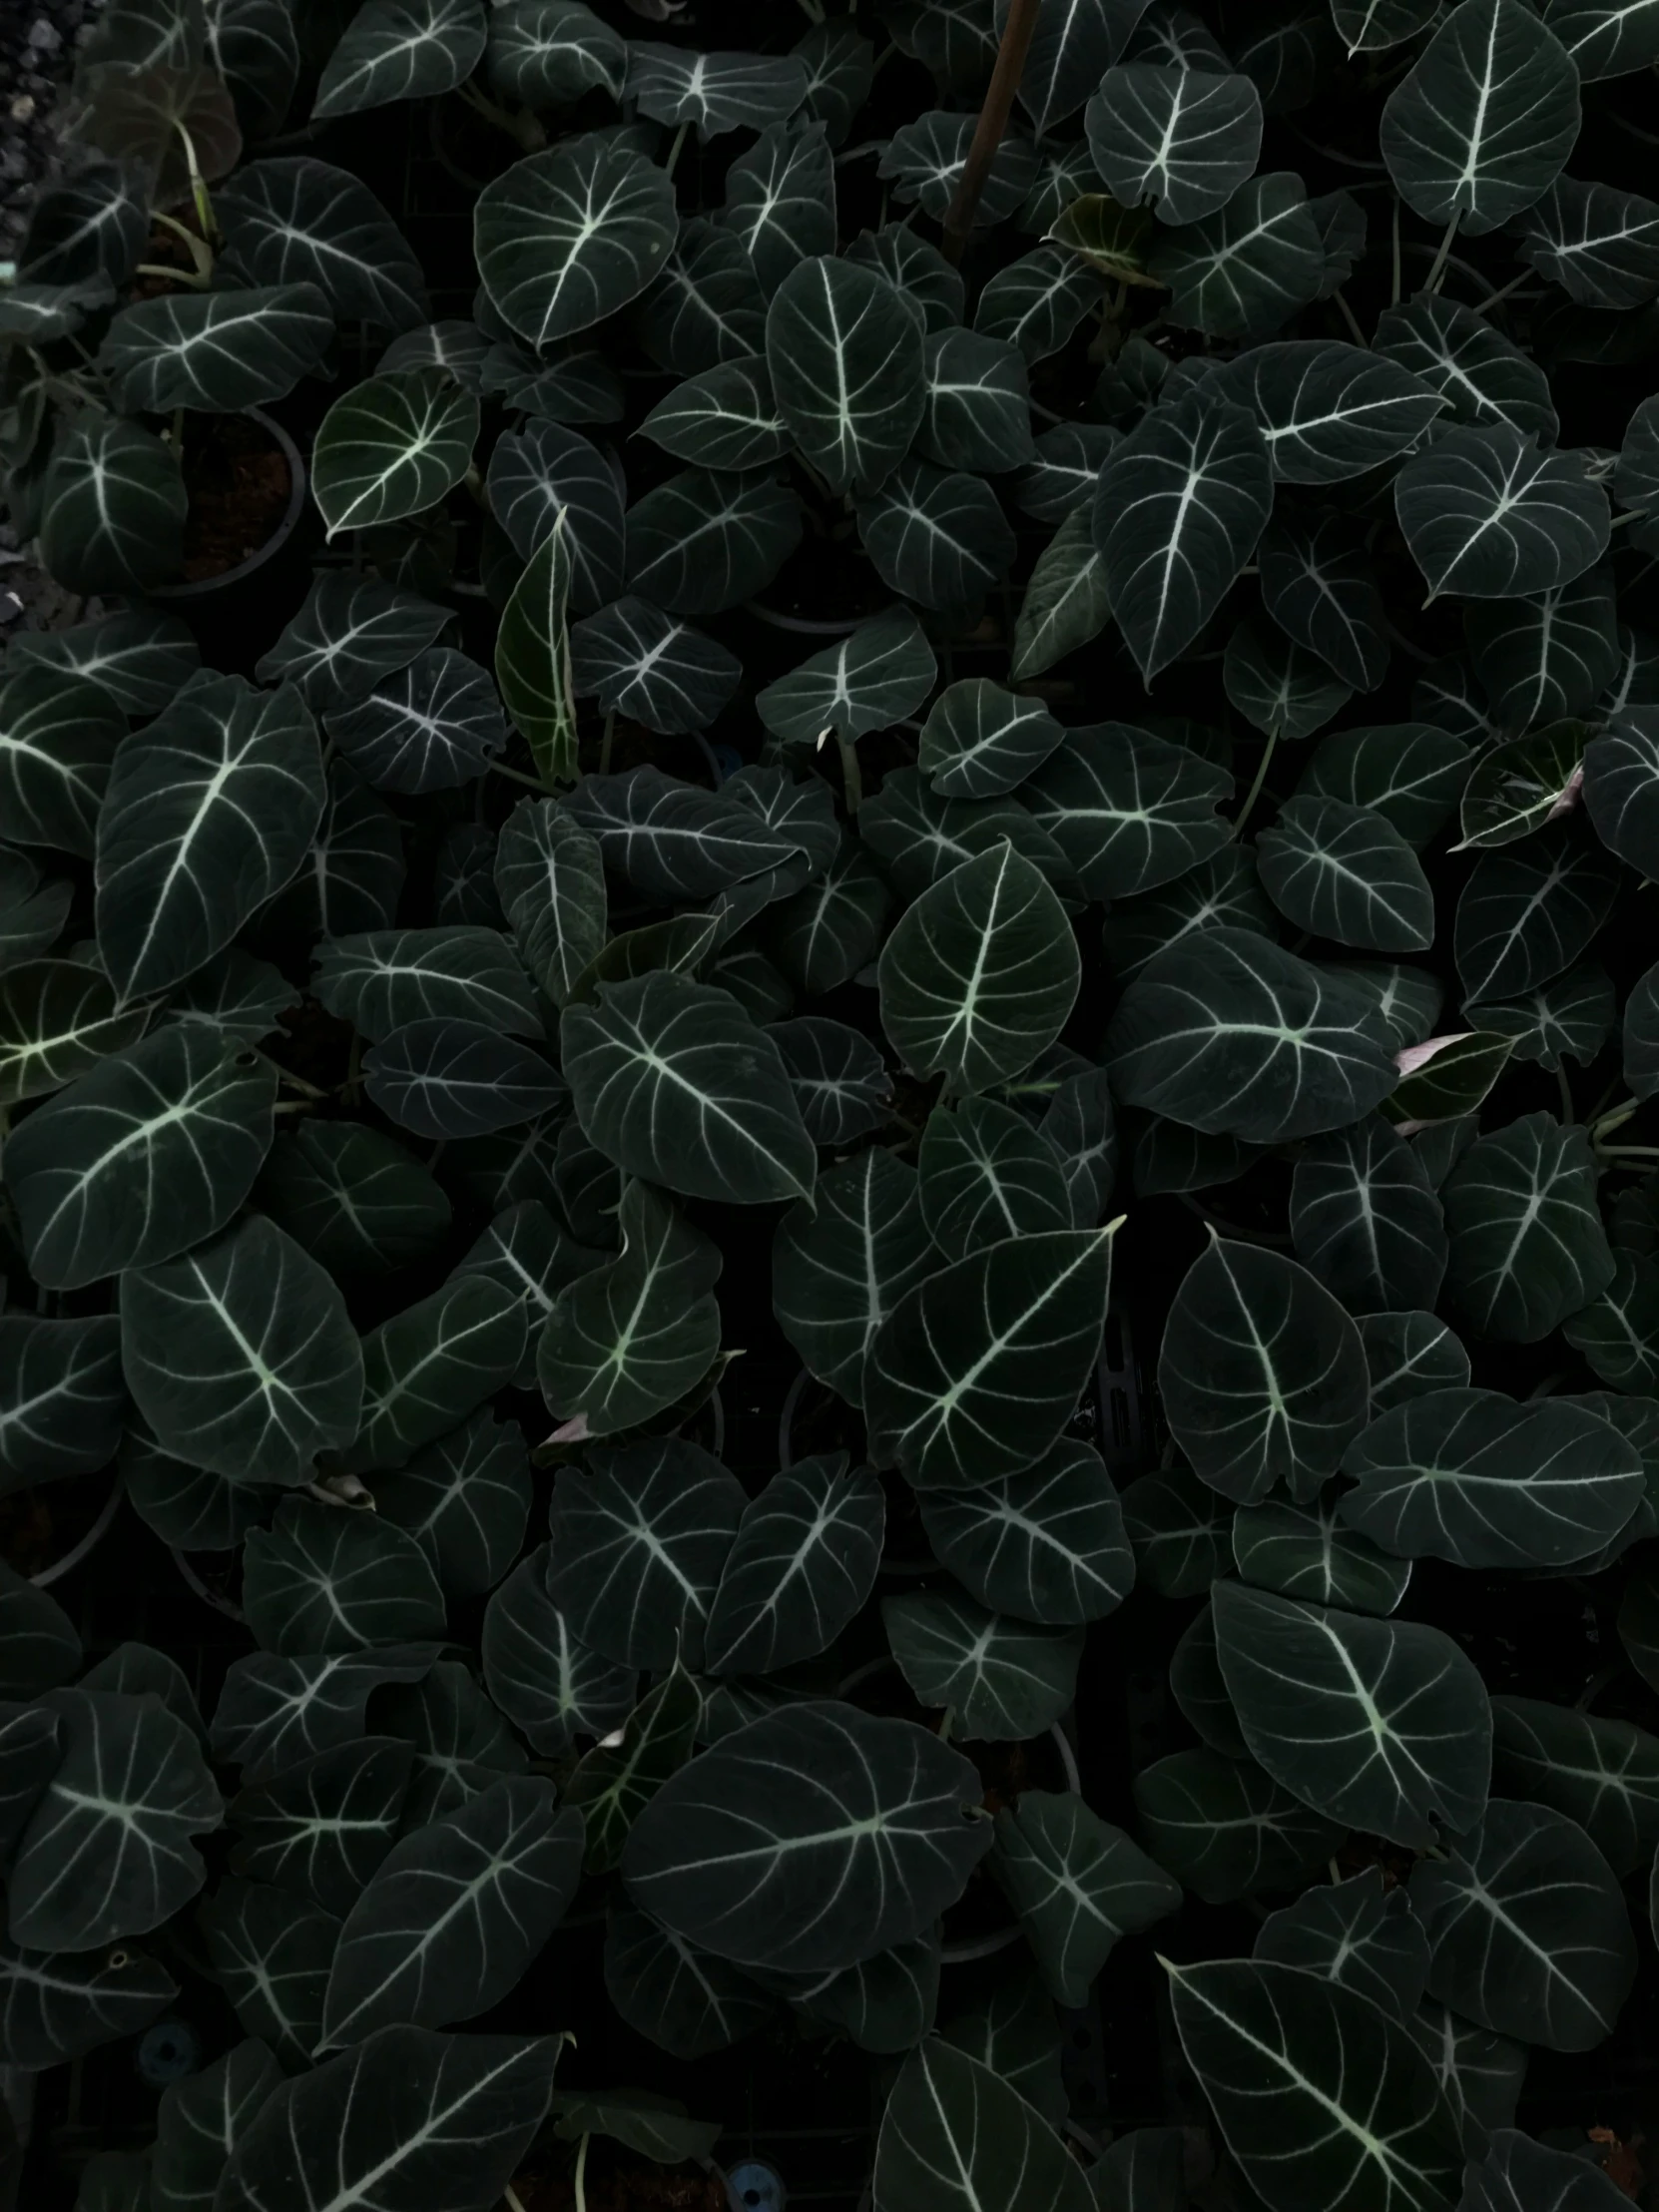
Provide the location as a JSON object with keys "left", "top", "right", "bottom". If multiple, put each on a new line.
{"left": 1133, "top": 1746, "right": 1343, "bottom": 1900}
{"left": 865, "top": 1228, "right": 1114, "bottom": 1488}
{"left": 312, "top": 0, "right": 485, "bottom": 118}
{"left": 40, "top": 418, "right": 186, "bottom": 594}
{"left": 1340, "top": 1386, "right": 1643, "bottom": 1566}
{"left": 1086, "top": 65, "right": 1263, "bottom": 226}
{"left": 1395, "top": 427, "right": 1610, "bottom": 602}
{"left": 1213, "top": 1580, "right": 1491, "bottom": 1845}
{"left": 1382, "top": 0, "right": 1580, "bottom": 234}
{"left": 773, "top": 1148, "right": 934, "bottom": 1407}
{"left": 1440, "top": 1111, "right": 1616, "bottom": 1340}
{"left": 704, "top": 1455, "right": 884, "bottom": 1676}
{"left": 624, "top": 1702, "right": 991, "bottom": 1973}
{"left": 217, "top": 156, "right": 428, "bottom": 330}
{"left": 1210, "top": 339, "right": 1446, "bottom": 482}
{"left": 1093, "top": 389, "right": 1273, "bottom": 681}
{"left": 885, "top": 1592, "right": 1083, "bottom": 1741}
{"left": 992, "top": 1790, "right": 1179, "bottom": 2007}
{"left": 1160, "top": 1238, "right": 1370, "bottom": 1504}
{"left": 475, "top": 138, "right": 679, "bottom": 347}
{"left": 1148, "top": 173, "right": 1327, "bottom": 337}
{"left": 98, "top": 283, "right": 331, "bottom": 412}
{"left": 1408, "top": 1798, "right": 1636, "bottom": 2052}
{"left": 311, "top": 368, "right": 479, "bottom": 539}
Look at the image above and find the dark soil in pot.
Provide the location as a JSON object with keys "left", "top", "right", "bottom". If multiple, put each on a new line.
{"left": 0, "top": 1462, "right": 120, "bottom": 1581}
{"left": 176, "top": 411, "right": 294, "bottom": 583}
{"left": 508, "top": 2151, "right": 727, "bottom": 2211}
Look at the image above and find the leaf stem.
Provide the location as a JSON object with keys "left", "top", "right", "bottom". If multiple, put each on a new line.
{"left": 1332, "top": 289, "right": 1367, "bottom": 347}
{"left": 940, "top": 0, "right": 1043, "bottom": 264}
{"left": 1231, "top": 727, "right": 1279, "bottom": 841}
{"left": 599, "top": 707, "right": 616, "bottom": 776}
{"left": 1389, "top": 198, "right": 1401, "bottom": 306}
{"left": 835, "top": 731, "right": 862, "bottom": 814}
{"left": 575, "top": 2134, "right": 590, "bottom": 2212}
{"left": 1556, "top": 1065, "right": 1574, "bottom": 1125}
{"left": 664, "top": 121, "right": 691, "bottom": 180}
{"left": 1423, "top": 210, "right": 1460, "bottom": 295}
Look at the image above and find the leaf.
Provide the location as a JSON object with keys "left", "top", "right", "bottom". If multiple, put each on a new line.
{"left": 475, "top": 138, "right": 678, "bottom": 347}
{"left": 95, "top": 672, "right": 322, "bottom": 999}
{"left": 772, "top": 1017, "right": 892, "bottom": 1144}
{"left": 0, "top": 1315, "right": 125, "bottom": 1490}
{"left": 216, "top": 149, "right": 429, "bottom": 327}
{"left": 1395, "top": 427, "right": 1610, "bottom": 603}
{"left": 485, "top": 0, "right": 626, "bottom": 105}
{"left": 1259, "top": 505, "right": 1388, "bottom": 692}
{"left": 918, "top": 1096, "right": 1073, "bottom": 1257}
{"left": 17, "top": 158, "right": 149, "bottom": 288}
{"left": 1258, "top": 795, "right": 1435, "bottom": 952}
{"left": 856, "top": 460, "right": 1018, "bottom": 613}
{"left": 1085, "top": 65, "right": 1263, "bottom": 226}
{"left": 564, "top": 1667, "right": 702, "bottom": 1876}
{"left": 1490, "top": 1697, "right": 1659, "bottom": 1879}
{"left": 1166, "top": 1957, "right": 1463, "bottom": 2212}
{"left": 121, "top": 1215, "right": 363, "bottom": 1486}
{"left": 1209, "top": 338, "right": 1446, "bottom": 483}
{"left": 1224, "top": 619, "right": 1352, "bottom": 741}
{"left": 1332, "top": 0, "right": 1438, "bottom": 50}
{"left": 569, "top": 597, "right": 741, "bottom": 737}
{"left": 257, "top": 1123, "right": 449, "bottom": 1280}
{"left": 773, "top": 1149, "right": 934, "bottom": 1407}
{"left": 8, "top": 1689, "right": 222, "bottom": 1950}
{"left": 0, "top": 961, "right": 147, "bottom": 1109}
{"left": 1514, "top": 177, "right": 1659, "bottom": 311}
{"left": 0, "top": 1939, "right": 176, "bottom": 2068}
{"left": 1584, "top": 708, "right": 1659, "bottom": 877}
{"left": 96, "top": 283, "right": 332, "bottom": 419}
{"left": 310, "top": 368, "right": 478, "bottom": 539}
{"left": 991, "top": 1791, "right": 1179, "bottom": 2008}
{"left": 342, "top": 1275, "right": 524, "bottom": 1475}
{"left": 1010, "top": 508, "right": 1114, "bottom": 681}
{"left": 255, "top": 576, "right": 449, "bottom": 715}
{"left": 1540, "top": 0, "right": 1659, "bottom": 76}
{"left": 633, "top": 217, "right": 766, "bottom": 376}
{"left": 1408, "top": 1799, "right": 1636, "bottom": 2052}
{"left": 242, "top": 1497, "right": 446, "bottom": 1654}
{"left": 1461, "top": 2131, "right": 1632, "bottom": 2212}
{"left": 1092, "top": 389, "right": 1272, "bottom": 682}
{"left": 1212, "top": 1580, "right": 1490, "bottom": 1846}
{"left": 1148, "top": 173, "right": 1327, "bottom": 337}
{"left": 197, "top": 1878, "right": 338, "bottom": 2063}
{"left": 151, "top": 2038, "right": 283, "bottom": 2212}
{"left": 640, "top": 355, "right": 788, "bottom": 471}
{"left": 1016, "top": 421, "right": 1120, "bottom": 525}
{"left": 916, "top": 328, "right": 1034, "bottom": 472}
{"left": 211, "top": 1646, "right": 442, "bottom": 1780}
{"left": 312, "top": 0, "right": 485, "bottom": 117}
{"left": 4, "top": 1025, "right": 276, "bottom": 1290}
{"left": 1159, "top": 1238, "right": 1369, "bottom": 1505}
{"left": 624, "top": 467, "right": 802, "bottom": 619}
{"left": 878, "top": 110, "right": 1040, "bottom": 227}
{"left": 627, "top": 43, "right": 805, "bottom": 134}
{"left": 229, "top": 1737, "right": 413, "bottom": 1916}
{"left": 1563, "top": 1252, "right": 1659, "bottom": 1390}
{"left": 877, "top": 844, "right": 1078, "bottom": 1095}
{"left": 5, "top": 610, "right": 198, "bottom": 719}
{"left": 1453, "top": 824, "right": 1620, "bottom": 1002}
{"left": 546, "top": 1438, "right": 745, "bottom": 1670}
{"left": 624, "top": 1702, "right": 990, "bottom": 1973}
{"left": 917, "top": 1440, "right": 1132, "bottom": 1627}
{"left": 217, "top": 2026, "right": 561, "bottom": 2212}
{"left": 561, "top": 970, "right": 815, "bottom": 1206}
{"left": 973, "top": 244, "right": 1102, "bottom": 362}
{"left": 1024, "top": 724, "right": 1232, "bottom": 898}
{"left": 718, "top": 121, "right": 835, "bottom": 292}
{"left": 704, "top": 1455, "right": 884, "bottom": 1676}
{"left": 314, "top": 927, "right": 541, "bottom": 1043}
{"left": 486, "top": 420, "right": 622, "bottom": 605}
{"left": 1381, "top": 0, "right": 1581, "bottom": 235}
{"left": 1440, "top": 1113, "right": 1615, "bottom": 1340}
{"left": 564, "top": 764, "right": 803, "bottom": 900}
{"left": 493, "top": 529, "right": 577, "bottom": 787}
{"left": 1107, "top": 928, "right": 1399, "bottom": 1142}
{"left": 1133, "top": 1746, "right": 1343, "bottom": 1901}
{"left": 603, "top": 1898, "right": 773, "bottom": 2061}
{"left": 539, "top": 1179, "right": 721, "bottom": 1435}
{"left": 316, "top": 1778, "right": 579, "bottom": 2045}
{"left": 885, "top": 1592, "right": 1082, "bottom": 1741}
{"left": 1339, "top": 1387, "right": 1644, "bottom": 1568}
{"left": 873, "top": 2038, "right": 1091, "bottom": 2212}
{"left": 1458, "top": 722, "right": 1589, "bottom": 852}
{"left": 1255, "top": 1869, "right": 1428, "bottom": 2021}
{"left": 361, "top": 1018, "right": 563, "bottom": 1140}
{"left": 1375, "top": 291, "right": 1557, "bottom": 442}
{"left": 38, "top": 418, "right": 186, "bottom": 594}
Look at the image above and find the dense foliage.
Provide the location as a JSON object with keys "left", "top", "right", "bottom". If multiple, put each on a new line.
{"left": 3, "top": 0, "right": 1659, "bottom": 2203}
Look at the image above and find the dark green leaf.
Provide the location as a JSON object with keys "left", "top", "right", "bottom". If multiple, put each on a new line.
{"left": 475, "top": 138, "right": 679, "bottom": 347}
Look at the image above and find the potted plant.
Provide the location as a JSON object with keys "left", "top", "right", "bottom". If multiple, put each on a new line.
{"left": 2, "top": 0, "right": 1658, "bottom": 2205}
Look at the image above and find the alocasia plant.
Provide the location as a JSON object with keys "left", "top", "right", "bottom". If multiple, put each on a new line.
{"left": 3, "top": 0, "right": 1659, "bottom": 2204}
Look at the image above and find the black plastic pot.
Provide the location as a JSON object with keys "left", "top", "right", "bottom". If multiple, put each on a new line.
{"left": 149, "top": 406, "right": 311, "bottom": 672}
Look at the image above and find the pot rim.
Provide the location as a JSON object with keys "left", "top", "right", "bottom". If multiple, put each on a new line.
{"left": 150, "top": 404, "right": 307, "bottom": 602}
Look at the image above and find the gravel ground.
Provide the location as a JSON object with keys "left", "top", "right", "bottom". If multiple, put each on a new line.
{"left": 1, "top": 0, "right": 108, "bottom": 636}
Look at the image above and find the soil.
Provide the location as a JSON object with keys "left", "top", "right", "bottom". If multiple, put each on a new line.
{"left": 507, "top": 2159, "right": 728, "bottom": 2212}
{"left": 0, "top": 1462, "right": 116, "bottom": 1579}
{"left": 179, "top": 412, "right": 293, "bottom": 582}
